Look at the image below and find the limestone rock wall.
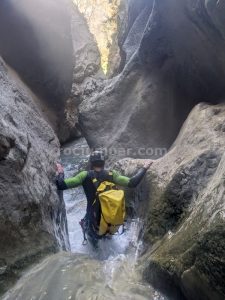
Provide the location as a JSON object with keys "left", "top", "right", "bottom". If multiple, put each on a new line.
{"left": 117, "top": 103, "right": 225, "bottom": 300}
{"left": 0, "top": 58, "right": 70, "bottom": 295}
{"left": 79, "top": 0, "right": 225, "bottom": 160}
{"left": 73, "top": 0, "right": 121, "bottom": 75}
{"left": 142, "top": 103, "right": 225, "bottom": 300}
{"left": 0, "top": 0, "right": 102, "bottom": 143}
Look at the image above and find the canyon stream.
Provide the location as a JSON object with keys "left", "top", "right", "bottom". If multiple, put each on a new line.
{"left": 2, "top": 138, "right": 167, "bottom": 300}
{"left": 61, "top": 138, "right": 167, "bottom": 300}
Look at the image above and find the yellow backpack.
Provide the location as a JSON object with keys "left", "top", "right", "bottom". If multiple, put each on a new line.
{"left": 92, "top": 179, "right": 126, "bottom": 236}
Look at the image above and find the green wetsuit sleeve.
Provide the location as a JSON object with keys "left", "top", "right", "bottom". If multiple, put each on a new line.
{"left": 64, "top": 171, "right": 88, "bottom": 189}
{"left": 112, "top": 170, "right": 130, "bottom": 187}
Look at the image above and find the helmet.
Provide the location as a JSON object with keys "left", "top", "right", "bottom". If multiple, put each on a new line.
{"left": 90, "top": 150, "right": 105, "bottom": 164}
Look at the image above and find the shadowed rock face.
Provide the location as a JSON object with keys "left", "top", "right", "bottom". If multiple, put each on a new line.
{"left": 117, "top": 103, "right": 225, "bottom": 300}
{"left": 0, "top": 59, "right": 70, "bottom": 295}
{"left": 58, "top": 4, "right": 102, "bottom": 143}
{"left": 142, "top": 103, "right": 225, "bottom": 300}
{"left": 118, "top": 0, "right": 153, "bottom": 67}
{"left": 0, "top": 0, "right": 73, "bottom": 110}
{"left": 0, "top": 0, "right": 101, "bottom": 143}
{"left": 79, "top": 0, "right": 225, "bottom": 159}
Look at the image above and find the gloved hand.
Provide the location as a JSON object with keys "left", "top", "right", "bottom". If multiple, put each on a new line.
{"left": 56, "top": 163, "right": 64, "bottom": 175}
{"left": 143, "top": 160, "right": 154, "bottom": 170}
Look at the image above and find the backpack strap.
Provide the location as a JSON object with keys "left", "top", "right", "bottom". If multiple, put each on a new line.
{"left": 88, "top": 170, "right": 114, "bottom": 189}
{"left": 88, "top": 170, "right": 101, "bottom": 190}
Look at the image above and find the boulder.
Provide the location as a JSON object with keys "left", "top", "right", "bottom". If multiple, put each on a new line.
{"left": 0, "top": 58, "right": 70, "bottom": 295}
{"left": 79, "top": 0, "right": 225, "bottom": 160}
{"left": 118, "top": 103, "right": 225, "bottom": 300}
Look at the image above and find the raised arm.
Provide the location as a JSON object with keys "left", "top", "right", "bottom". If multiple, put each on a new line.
{"left": 56, "top": 163, "right": 87, "bottom": 190}
{"left": 112, "top": 161, "right": 153, "bottom": 188}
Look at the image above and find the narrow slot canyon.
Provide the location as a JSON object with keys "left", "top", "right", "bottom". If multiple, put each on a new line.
{"left": 0, "top": 1, "right": 225, "bottom": 300}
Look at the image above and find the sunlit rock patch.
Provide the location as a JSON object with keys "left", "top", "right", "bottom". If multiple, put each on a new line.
{"left": 73, "top": 0, "right": 120, "bottom": 74}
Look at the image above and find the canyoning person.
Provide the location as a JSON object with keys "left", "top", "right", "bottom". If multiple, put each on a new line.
{"left": 56, "top": 151, "right": 153, "bottom": 248}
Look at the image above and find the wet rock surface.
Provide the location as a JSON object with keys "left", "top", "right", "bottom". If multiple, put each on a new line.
{"left": 1, "top": 1, "right": 225, "bottom": 299}
{"left": 118, "top": 103, "right": 225, "bottom": 300}
{"left": 0, "top": 59, "right": 69, "bottom": 295}
{"left": 79, "top": 0, "right": 225, "bottom": 159}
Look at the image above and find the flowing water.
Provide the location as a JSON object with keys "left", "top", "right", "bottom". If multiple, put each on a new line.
{"left": 61, "top": 138, "right": 144, "bottom": 258}
{"left": 2, "top": 138, "right": 166, "bottom": 300}
{"left": 60, "top": 138, "right": 166, "bottom": 300}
